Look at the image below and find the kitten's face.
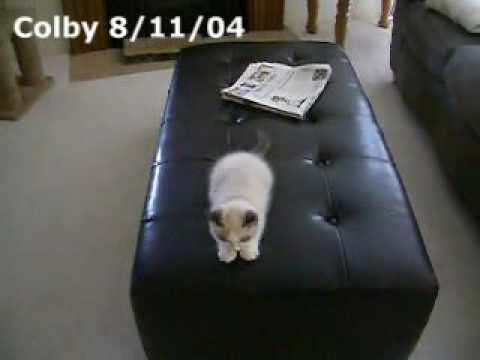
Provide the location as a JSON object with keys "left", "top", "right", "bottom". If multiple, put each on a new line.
{"left": 208, "top": 205, "right": 259, "bottom": 249}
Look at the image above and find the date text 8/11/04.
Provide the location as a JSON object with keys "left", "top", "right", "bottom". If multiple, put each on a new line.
{"left": 13, "top": 16, "right": 246, "bottom": 44}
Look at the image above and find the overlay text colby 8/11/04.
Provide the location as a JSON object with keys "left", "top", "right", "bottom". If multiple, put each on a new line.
{"left": 13, "top": 15, "right": 246, "bottom": 44}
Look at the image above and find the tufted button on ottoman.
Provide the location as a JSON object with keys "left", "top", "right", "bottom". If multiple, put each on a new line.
{"left": 131, "top": 42, "right": 438, "bottom": 360}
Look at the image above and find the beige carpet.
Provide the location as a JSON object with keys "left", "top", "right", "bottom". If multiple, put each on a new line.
{"left": 0, "top": 77, "right": 54, "bottom": 121}
{"left": 1, "top": 20, "right": 479, "bottom": 360}
{"left": 70, "top": 29, "right": 297, "bottom": 82}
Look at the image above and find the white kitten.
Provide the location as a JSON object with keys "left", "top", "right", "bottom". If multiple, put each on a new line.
{"left": 208, "top": 149, "right": 273, "bottom": 263}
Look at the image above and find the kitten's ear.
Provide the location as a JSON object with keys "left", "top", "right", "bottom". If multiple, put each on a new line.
{"left": 243, "top": 210, "right": 258, "bottom": 227}
{"left": 209, "top": 210, "right": 223, "bottom": 227}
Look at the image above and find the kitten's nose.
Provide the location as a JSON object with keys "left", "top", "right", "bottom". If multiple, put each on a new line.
{"left": 234, "top": 244, "right": 240, "bottom": 251}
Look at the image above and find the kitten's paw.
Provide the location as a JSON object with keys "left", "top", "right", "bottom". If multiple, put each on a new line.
{"left": 218, "top": 247, "right": 237, "bottom": 263}
{"left": 240, "top": 247, "right": 259, "bottom": 261}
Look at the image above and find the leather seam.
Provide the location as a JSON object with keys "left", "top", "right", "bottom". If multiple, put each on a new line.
{"left": 322, "top": 168, "right": 350, "bottom": 287}
{"left": 356, "top": 155, "right": 390, "bottom": 163}
{"left": 151, "top": 158, "right": 215, "bottom": 167}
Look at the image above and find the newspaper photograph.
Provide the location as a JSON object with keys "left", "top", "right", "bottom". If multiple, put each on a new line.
{"left": 221, "top": 62, "right": 332, "bottom": 119}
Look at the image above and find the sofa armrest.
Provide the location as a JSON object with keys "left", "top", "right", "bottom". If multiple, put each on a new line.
{"left": 444, "top": 46, "right": 480, "bottom": 137}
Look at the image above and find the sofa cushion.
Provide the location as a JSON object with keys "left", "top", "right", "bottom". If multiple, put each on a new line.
{"left": 399, "top": 1, "right": 480, "bottom": 79}
{"left": 426, "top": 0, "right": 480, "bottom": 34}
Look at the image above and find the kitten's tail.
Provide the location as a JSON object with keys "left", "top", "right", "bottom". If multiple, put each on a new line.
{"left": 251, "top": 129, "right": 271, "bottom": 156}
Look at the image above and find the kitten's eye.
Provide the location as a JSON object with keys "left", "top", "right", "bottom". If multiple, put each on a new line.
{"left": 209, "top": 210, "right": 223, "bottom": 227}
{"left": 240, "top": 236, "right": 251, "bottom": 243}
{"left": 243, "top": 211, "right": 258, "bottom": 227}
{"left": 217, "top": 235, "right": 227, "bottom": 242}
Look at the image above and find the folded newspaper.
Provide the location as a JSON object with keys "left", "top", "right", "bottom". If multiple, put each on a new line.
{"left": 221, "top": 62, "right": 332, "bottom": 119}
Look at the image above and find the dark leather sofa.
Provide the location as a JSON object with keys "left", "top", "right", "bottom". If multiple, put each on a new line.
{"left": 391, "top": 0, "right": 480, "bottom": 217}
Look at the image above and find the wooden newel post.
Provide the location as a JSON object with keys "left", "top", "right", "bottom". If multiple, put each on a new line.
{"left": 335, "top": 0, "right": 351, "bottom": 48}
{"left": 306, "top": 0, "right": 351, "bottom": 47}
{"left": 306, "top": 0, "right": 318, "bottom": 34}
{"left": 0, "top": 33, "right": 23, "bottom": 112}
{"left": 12, "top": 21, "right": 47, "bottom": 86}
{"left": 379, "top": 0, "right": 393, "bottom": 28}
{"left": 0, "top": 8, "right": 53, "bottom": 120}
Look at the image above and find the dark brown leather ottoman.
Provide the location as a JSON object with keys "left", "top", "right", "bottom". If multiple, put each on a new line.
{"left": 131, "top": 42, "right": 438, "bottom": 360}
